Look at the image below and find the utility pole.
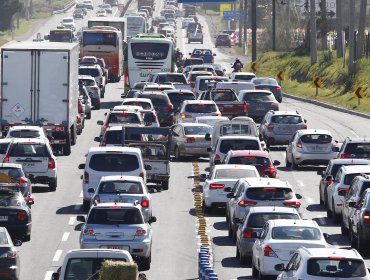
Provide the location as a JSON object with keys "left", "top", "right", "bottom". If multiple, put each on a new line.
{"left": 357, "top": 0, "right": 367, "bottom": 59}
{"left": 310, "top": 0, "right": 317, "bottom": 64}
{"left": 320, "top": 0, "right": 327, "bottom": 50}
{"left": 251, "top": 0, "right": 257, "bottom": 61}
{"left": 348, "top": 0, "right": 355, "bottom": 74}
{"left": 238, "top": 0, "right": 243, "bottom": 47}
{"left": 272, "top": 0, "right": 276, "bottom": 51}
{"left": 336, "top": 0, "right": 343, "bottom": 57}
{"left": 243, "top": 0, "right": 247, "bottom": 55}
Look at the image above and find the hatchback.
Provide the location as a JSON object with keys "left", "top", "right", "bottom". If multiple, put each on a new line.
{"left": 337, "top": 137, "right": 370, "bottom": 159}
{"left": 215, "top": 33, "right": 231, "bottom": 47}
{"left": 78, "top": 65, "right": 106, "bottom": 96}
{"left": 175, "top": 100, "right": 220, "bottom": 123}
{"left": 99, "top": 126, "right": 148, "bottom": 147}
{"left": 251, "top": 77, "right": 283, "bottom": 103}
{"left": 229, "top": 72, "right": 256, "bottom": 82}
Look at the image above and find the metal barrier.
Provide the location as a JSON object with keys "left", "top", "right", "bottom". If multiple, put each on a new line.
{"left": 52, "top": 0, "right": 75, "bottom": 15}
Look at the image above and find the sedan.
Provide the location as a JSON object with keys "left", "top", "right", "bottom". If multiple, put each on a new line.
{"left": 0, "top": 227, "right": 22, "bottom": 279}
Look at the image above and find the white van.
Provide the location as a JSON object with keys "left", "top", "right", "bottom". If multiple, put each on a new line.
{"left": 78, "top": 147, "right": 148, "bottom": 210}
{"left": 215, "top": 81, "right": 255, "bottom": 95}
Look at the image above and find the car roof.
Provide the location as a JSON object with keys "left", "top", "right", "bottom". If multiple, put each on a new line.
{"left": 8, "top": 126, "right": 43, "bottom": 131}
{"left": 329, "top": 158, "right": 370, "bottom": 164}
{"left": 195, "top": 116, "right": 228, "bottom": 120}
{"left": 123, "top": 98, "right": 152, "bottom": 103}
{"left": 226, "top": 150, "right": 270, "bottom": 157}
{"left": 0, "top": 163, "right": 23, "bottom": 169}
{"left": 339, "top": 165, "right": 370, "bottom": 174}
{"left": 79, "top": 65, "right": 101, "bottom": 69}
{"left": 0, "top": 139, "right": 12, "bottom": 144}
{"left": 297, "top": 129, "right": 332, "bottom": 135}
{"left": 269, "top": 219, "right": 318, "bottom": 227}
{"left": 78, "top": 75, "right": 96, "bottom": 80}
{"left": 213, "top": 164, "right": 258, "bottom": 171}
{"left": 243, "top": 177, "right": 290, "bottom": 188}
{"left": 179, "top": 123, "right": 212, "bottom": 128}
{"left": 345, "top": 137, "right": 370, "bottom": 143}
{"left": 154, "top": 72, "right": 184, "bottom": 76}
{"left": 188, "top": 71, "right": 213, "bottom": 75}
{"left": 298, "top": 247, "right": 362, "bottom": 259}
{"left": 105, "top": 125, "right": 143, "bottom": 131}
{"left": 87, "top": 146, "right": 141, "bottom": 154}
{"left": 183, "top": 100, "right": 215, "bottom": 104}
{"left": 232, "top": 72, "right": 256, "bottom": 76}
{"left": 165, "top": 90, "right": 194, "bottom": 94}
{"left": 248, "top": 206, "right": 299, "bottom": 214}
{"left": 10, "top": 138, "right": 47, "bottom": 144}
{"left": 100, "top": 175, "right": 143, "bottom": 182}
{"left": 219, "top": 135, "right": 259, "bottom": 140}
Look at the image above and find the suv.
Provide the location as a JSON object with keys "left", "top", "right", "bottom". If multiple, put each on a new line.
{"left": 175, "top": 100, "right": 220, "bottom": 124}
{"left": 337, "top": 137, "right": 370, "bottom": 159}
{"left": 78, "top": 147, "right": 147, "bottom": 210}
{"left": 78, "top": 65, "right": 106, "bottom": 96}
{"left": 78, "top": 203, "right": 156, "bottom": 270}
{"left": 122, "top": 98, "right": 154, "bottom": 111}
{"left": 61, "top": 18, "right": 76, "bottom": 31}
{"left": 165, "top": 90, "right": 196, "bottom": 114}
{"left": 215, "top": 33, "right": 231, "bottom": 47}
{"left": 99, "top": 125, "right": 148, "bottom": 147}
{"left": 259, "top": 111, "right": 307, "bottom": 148}
{"left": 79, "top": 75, "right": 101, "bottom": 108}
{"left": 4, "top": 138, "right": 57, "bottom": 191}
{"left": 80, "top": 56, "right": 109, "bottom": 85}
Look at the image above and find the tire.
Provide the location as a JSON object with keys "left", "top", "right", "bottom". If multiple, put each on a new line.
{"left": 49, "top": 178, "right": 57, "bottom": 191}
{"left": 258, "top": 268, "right": 267, "bottom": 280}
{"left": 140, "top": 256, "right": 151, "bottom": 271}
{"left": 188, "top": 39, "right": 190, "bottom": 44}
{"left": 86, "top": 111, "right": 91, "bottom": 119}
{"left": 95, "top": 104, "right": 101, "bottom": 110}
{"left": 162, "top": 181, "right": 169, "bottom": 190}
{"left": 285, "top": 153, "right": 292, "bottom": 167}
{"left": 350, "top": 226, "right": 356, "bottom": 247}
{"left": 228, "top": 220, "right": 233, "bottom": 237}
{"left": 71, "top": 125, "right": 77, "bottom": 146}
{"left": 292, "top": 158, "right": 299, "bottom": 170}
{"left": 77, "top": 125, "right": 82, "bottom": 135}
{"left": 326, "top": 202, "right": 333, "bottom": 218}
{"left": 203, "top": 201, "right": 211, "bottom": 214}
{"left": 23, "top": 234, "right": 31, "bottom": 242}
{"left": 252, "top": 263, "right": 258, "bottom": 278}
{"left": 239, "top": 250, "right": 250, "bottom": 265}
{"left": 100, "top": 91, "right": 105, "bottom": 98}
{"left": 83, "top": 200, "right": 90, "bottom": 211}
{"left": 332, "top": 200, "right": 340, "bottom": 223}
{"left": 357, "top": 230, "right": 366, "bottom": 254}
{"left": 324, "top": 190, "right": 328, "bottom": 209}
{"left": 236, "top": 246, "right": 240, "bottom": 258}
{"left": 63, "top": 134, "right": 72, "bottom": 156}
{"left": 341, "top": 221, "right": 349, "bottom": 236}
{"left": 319, "top": 188, "right": 324, "bottom": 205}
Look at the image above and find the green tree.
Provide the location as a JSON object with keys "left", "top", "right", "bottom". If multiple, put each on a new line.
{"left": 0, "top": 0, "right": 21, "bottom": 31}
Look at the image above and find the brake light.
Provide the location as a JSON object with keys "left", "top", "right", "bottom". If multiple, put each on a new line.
{"left": 186, "top": 137, "right": 196, "bottom": 143}
{"left": 338, "top": 187, "right": 348, "bottom": 194}
{"left": 94, "top": 195, "right": 100, "bottom": 204}
{"left": 301, "top": 124, "right": 308, "bottom": 129}
{"left": 83, "top": 171, "right": 89, "bottom": 184}
{"left": 209, "top": 184, "right": 224, "bottom": 190}
{"left": 244, "top": 156, "right": 256, "bottom": 159}
{"left": 181, "top": 114, "right": 192, "bottom": 119}
{"left": 265, "top": 166, "right": 276, "bottom": 177}
{"left": 124, "top": 69, "right": 129, "bottom": 86}
{"left": 109, "top": 206, "right": 122, "bottom": 209}
{"left": 48, "top": 157, "right": 56, "bottom": 169}
{"left": 242, "top": 228, "right": 254, "bottom": 238}
{"left": 2, "top": 156, "right": 9, "bottom": 163}
{"left": 83, "top": 227, "right": 95, "bottom": 236}
{"left": 340, "top": 153, "right": 351, "bottom": 159}
{"left": 214, "top": 154, "right": 221, "bottom": 161}
{"left": 165, "top": 104, "right": 173, "bottom": 110}
{"left": 264, "top": 246, "right": 277, "bottom": 257}
{"left": 99, "top": 77, "right": 103, "bottom": 85}
{"left": 16, "top": 211, "right": 27, "bottom": 221}
{"left": 135, "top": 228, "right": 147, "bottom": 236}
{"left": 102, "top": 124, "right": 107, "bottom": 130}
{"left": 141, "top": 197, "right": 149, "bottom": 208}
{"left": 238, "top": 200, "right": 257, "bottom": 207}
{"left": 139, "top": 172, "right": 145, "bottom": 179}
{"left": 328, "top": 256, "right": 346, "bottom": 260}
{"left": 267, "top": 124, "right": 274, "bottom": 131}
{"left": 296, "top": 139, "right": 303, "bottom": 148}
{"left": 363, "top": 211, "right": 370, "bottom": 223}
{"left": 274, "top": 86, "right": 281, "bottom": 91}
{"left": 271, "top": 103, "right": 279, "bottom": 110}
{"left": 243, "top": 102, "right": 249, "bottom": 112}
{"left": 19, "top": 177, "right": 28, "bottom": 187}
{"left": 283, "top": 201, "right": 301, "bottom": 208}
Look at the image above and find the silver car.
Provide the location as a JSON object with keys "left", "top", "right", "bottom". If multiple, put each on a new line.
{"left": 78, "top": 203, "right": 156, "bottom": 271}
{"left": 79, "top": 75, "right": 102, "bottom": 109}
{"left": 170, "top": 123, "right": 213, "bottom": 160}
{"left": 175, "top": 100, "right": 221, "bottom": 123}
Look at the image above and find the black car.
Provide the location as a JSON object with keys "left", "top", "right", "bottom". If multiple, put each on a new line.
{"left": 73, "top": 9, "right": 84, "bottom": 19}
{"left": 0, "top": 227, "right": 22, "bottom": 280}
{"left": 165, "top": 90, "right": 195, "bottom": 114}
{"left": 251, "top": 77, "right": 283, "bottom": 103}
{"left": 215, "top": 33, "right": 231, "bottom": 48}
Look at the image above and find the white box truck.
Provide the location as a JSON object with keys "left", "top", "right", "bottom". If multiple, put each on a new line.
{"left": 0, "top": 41, "right": 79, "bottom": 155}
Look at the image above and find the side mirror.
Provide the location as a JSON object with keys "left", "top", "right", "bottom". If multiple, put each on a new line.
{"left": 274, "top": 263, "right": 285, "bottom": 272}
{"left": 273, "top": 160, "right": 280, "bottom": 166}
{"left": 78, "top": 163, "right": 85, "bottom": 169}
{"left": 145, "top": 165, "right": 152, "bottom": 171}
{"left": 94, "top": 136, "right": 101, "bottom": 142}
{"left": 224, "top": 187, "right": 232, "bottom": 192}
{"left": 207, "top": 147, "right": 212, "bottom": 153}
{"left": 296, "top": 193, "right": 302, "bottom": 199}
{"left": 13, "top": 239, "right": 22, "bottom": 246}
{"left": 317, "top": 170, "right": 324, "bottom": 176}
{"left": 199, "top": 174, "right": 207, "bottom": 182}
{"left": 325, "top": 175, "right": 333, "bottom": 182}
{"left": 205, "top": 133, "right": 211, "bottom": 141}
{"left": 87, "top": 188, "right": 95, "bottom": 193}
{"left": 304, "top": 119, "right": 307, "bottom": 123}
{"left": 226, "top": 192, "right": 235, "bottom": 199}
{"left": 104, "top": 112, "right": 108, "bottom": 116}
{"left": 77, "top": 215, "right": 86, "bottom": 222}
{"left": 251, "top": 231, "right": 259, "bottom": 238}
{"left": 97, "top": 120, "right": 104, "bottom": 125}
{"left": 51, "top": 272, "right": 59, "bottom": 280}
{"left": 348, "top": 201, "right": 357, "bottom": 208}
{"left": 26, "top": 197, "right": 34, "bottom": 206}
{"left": 149, "top": 216, "right": 157, "bottom": 223}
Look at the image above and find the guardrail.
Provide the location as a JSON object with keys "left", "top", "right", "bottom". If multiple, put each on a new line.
{"left": 52, "top": 0, "right": 75, "bottom": 15}
{"left": 198, "top": 247, "right": 218, "bottom": 280}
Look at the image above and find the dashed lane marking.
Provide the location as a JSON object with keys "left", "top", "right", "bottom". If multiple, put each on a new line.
{"left": 43, "top": 271, "right": 53, "bottom": 280}
{"left": 61, "top": 232, "right": 70, "bottom": 242}
{"left": 68, "top": 217, "right": 76, "bottom": 225}
{"left": 52, "top": 250, "right": 63, "bottom": 262}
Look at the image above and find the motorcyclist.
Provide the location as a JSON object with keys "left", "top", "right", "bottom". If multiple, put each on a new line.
{"left": 232, "top": 58, "right": 243, "bottom": 72}
{"left": 175, "top": 48, "right": 183, "bottom": 64}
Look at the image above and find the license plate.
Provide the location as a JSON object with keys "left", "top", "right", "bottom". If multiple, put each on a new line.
{"left": 255, "top": 107, "right": 264, "bottom": 111}
{"left": 22, "top": 163, "right": 35, "bottom": 167}
{"left": 107, "top": 246, "right": 123, "bottom": 249}
{"left": 0, "top": 216, "right": 8, "bottom": 221}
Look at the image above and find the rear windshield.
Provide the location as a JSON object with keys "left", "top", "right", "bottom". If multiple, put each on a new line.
{"left": 211, "top": 91, "right": 238, "bottom": 102}
{"left": 0, "top": 167, "right": 24, "bottom": 181}
{"left": 98, "top": 180, "right": 143, "bottom": 194}
{"left": 214, "top": 169, "right": 258, "bottom": 179}
{"left": 141, "top": 95, "right": 169, "bottom": 105}
{"left": 307, "top": 258, "right": 367, "bottom": 277}
{"left": 344, "top": 173, "right": 370, "bottom": 185}
{"left": 219, "top": 139, "right": 259, "bottom": 154}
{"left": 241, "top": 92, "right": 275, "bottom": 102}
{"left": 157, "top": 75, "right": 187, "bottom": 84}
{"left": 217, "top": 35, "right": 229, "bottom": 39}
{"left": 0, "top": 192, "right": 24, "bottom": 207}
{"left": 247, "top": 213, "right": 299, "bottom": 228}
{"left": 234, "top": 74, "right": 255, "bottom": 81}
{"left": 9, "top": 143, "right": 49, "bottom": 157}
{"left": 246, "top": 187, "right": 294, "bottom": 200}
{"left": 217, "top": 83, "right": 255, "bottom": 92}
{"left": 252, "top": 78, "right": 278, "bottom": 86}
{"left": 272, "top": 226, "right": 321, "bottom": 240}
{"left": 300, "top": 134, "right": 332, "bottom": 144}
{"left": 0, "top": 143, "right": 9, "bottom": 155}
{"left": 271, "top": 115, "right": 303, "bottom": 124}
{"left": 87, "top": 208, "right": 143, "bottom": 224}
{"left": 89, "top": 154, "right": 140, "bottom": 172}
{"left": 344, "top": 143, "right": 370, "bottom": 155}
{"left": 80, "top": 79, "right": 96, "bottom": 86}
{"left": 199, "top": 79, "right": 225, "bottom": 91}
{"left": 228, "top": 156, "right": 271, "bottom": 166}
{"left": 185, "top": 104, "right": 217, "bottom": 113}
{"left": 9, "top": 130, "right": 41, "bottom": 138}
{"left": 123, "top": 101, "right": 151, "bottom": 109}
{"left": 167, "top": 92, "right": 195, "bottom": 106}
{"left": 78, "top": 68, "right": 100, "bottom": 77}
{"left": 104, "top": 131, "right": 142, "bottom": 145}
{"left": 184, "top": 126, "right": 212, "bottom": 135}
{"left": 107, "top": 112, "right": 141, "bottom": 125}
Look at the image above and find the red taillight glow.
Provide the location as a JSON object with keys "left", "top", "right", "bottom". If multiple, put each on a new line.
{"left": 90, "top": 85, "right": 99, "bottom": 90}
{"left": 242, "top": 228, "right": 254, "bottom": 238}
{"left": 139, "top": 172, "right": 144, "bottom": 179}
{"left": 181, "top": 113, "right": 192, "bottom": 119}
{"left": 338, "top": 188, "right": 348, "bottom": 193}
{"left": 135, "top": 228, "right": 147, "bottom": 236}
{"left": 238, "top": 200, "right": 257, "bottom": 207}
{"left": 363, "top": 211, "right": 370, "bottom": 223}
{"left": 274, "top": 86, "right": 281, "bottom": 91}
{"left": 296, "top": 139, "right": 303, "bottom": 148}
{"left": 340, "top": 153, "right": 351, "bottom": 159}
{"left": 165, "top": 104, "right": 173, "bottom": 110}
{"left": 265, "top": 166, "right": 276, "bottom": 177}
{"left": 19, "top": 177, "right": 28, "bottom": 186}
{"left": 7, "top": 251, "right": 17, "bottom": 258}
{"left": 283, "top": 201, "right": 301, "bottom": 208}
{"left": 141, "top": 197, "right": 149, "bottom": 208}
{"left": 301, "top": 124, "right": 308, "bottom": 129}
{"left": 54, "top": 126, "right": 64, "bottom": 131}
{"left": 243, "top": 102, "right": 249, "bottom": 112}
{"left": 328, "top": 256, "right": 346, "bottom": 260}
{"left": 267, "top": 124, "right": 274, "bottom": 131}
{"left": 16, "top": 211, "right": 27, "bottom": 221}
{"left": 186, "top": 137, "right": 196, "bottom": 143}
{"left": 48, "top": 157, "right": 56, "bottom": 169}
{"left": 209, "top": 184, "right": 224, "bottom": 190}
{"left": 2, "top": 156, "right": 9, "bottom": 163}
{"left": 264, "top": 246, "right": 277, "bottom": 257}
{"left": 83, "top": 171, "right": 89, "bottom": 184}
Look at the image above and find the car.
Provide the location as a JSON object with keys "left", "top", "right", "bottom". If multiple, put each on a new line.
{"left": 79, "top": 75, "right": 102, "bottom": 109}
{"left": 0, "top": 139, "right": 12, "bottom": 162}
{"left": 73, "top": 8, "right": 84, "bottom": 19}
{"left": 89, "top": 175, "right": 152, "bottom": 221}
{"left": 175, "top": 100, "right": 221, "bottom": 123}
{"left": 61, "top": 18, "right": 76, "bottom": 31}
{"left": 75, "top": 3, "right": 88, "bottom": 14}
{"left": 186, "top": 22, "right": 202, "bottom": 37}
{"left": 276, "top": 247, "right": 369, "bottom": 280}
{"left": 215, "top": 33, "right": 231, "bottom": 47}
{"left": 229, "top": 72, "right": 256, "bottom": 82}
{"left": 96, "top": 9, "right": 107, "bottom": 17}
{"left": 183, "top": 58, "right": 204, "bottom": 68}
{"left": 251, "top": 77, "right": 283, "bottom": 103}
{"left": 165, "top": 90, "right": 195, "bottom": 114}
{"left": 195, "top": 116, "right": 229, "bottom": 128}
{"left": 101, "top": 4, "right": 112, "bottom": 13}
{"left": 215, "top": 81, "right": 255, "bottom": 96}
{"left": 0, "top": 227, "right": 22, "bottom": 279}
{"left": 80, "top": 56, "right": 109, "bottom": 85}
{"left": 148, "top": 73, "right": 188, "bottom": 87}
{"left": 3, "top": 138, "right": 57, "bottom": 191}
{"left": 202, "top": 165, "right": 259, "bottom": 213}
{"left": 190, "top": 48, "right": 215, "bottom": 64}
{"left": 79, "top": 85, "right": 92, "bottom": 119}
{"left": 78, "top": 65, "right": 106, "bottom": 96}
{"left": 78, "top": 147, "right": 148, "bottom": 210}
{"left": 182, "top": 17, "right": 195, "bottom": 28}
{"left": 5, "top": 126, "right": 49, "bottom": 141}
{"left": 83, "top": 0, "right": 94, "bottom": 9}
{"left": 326, "top": 164, "right": 370, "bottom": 223}
{"left": 337, "top": 137, "right": 370, "bottom": 159}
{"left": 226, "top": 178, "right": 303, "bottom": 241}
{"left": 237, "top": 90, "right": 279, "bottom": 122}
{"left": 194, "top": 76, "right": 229, "bottom": 98}
{"left": 285, "top": 129, "right": 338, "bottom": 168}
{"left": 99, "top": 125, "right": 148, "bottom": 147}
{"left": 317, "top": 158, "right": 370, "bottom": 207}
{"left": 186, "top": 71, "right": 213, "bottom": 88}
{"left": 78, "top": 203, "right": 156, "bottom": 270}
{"left": 122, "top": 98, "right": 154, "bottom": 111}
{"left": 51, "top": 249, "right": 134, "bottom": 280}
{"left": 170, "top": 123, "right": 213, "bottom": 160}
{"left": 223, "top": 150, "right": 281, "bottom": 178}
{"left": 236, "top": 206, "right": 300, "bottom": 265}
{"left": 251, "top": 219, "right": 328, "bottom": 279}
{"left": 259, "top": 110, "right": 307, "bottom": 148}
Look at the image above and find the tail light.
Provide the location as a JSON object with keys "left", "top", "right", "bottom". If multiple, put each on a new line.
{"left": 209, "top": 184, "right": 224, "bottom": 190}
{"left": 181, "top": 114, "right": 192, "bottom": 119}
{"left": 301, "top": 124, "right": 308, "bottom": 129}
{"left": 283, "top": 201, "right": 301, "bottom": 208}
{"left": 186, "top": 137, "right": 195, "bottom": 143}
{"left": 19, "top": 177, "right": 28, "bottom": 187}
{"left": 99, "top": 77, "right": 103, "bottom": 85}
{"left": 83, "top": 227, "right": 95, "bottom": 236}
{"left": 213, "top": 154, "right": 221, "bottom": 162}
{"left": 264, "top": 246, "right": 277, "bottom": 257}
{"left": 53, "top": 126, "right": 64, "bottom": 132}
{"left": 271, "top": 103, "right": 279, "bottom": 110}
{"left": 243, "top": 102, "right": 249, "bottom": 112}
{"left": 340, "top": 153, "right": 351, "bottom": 159}
{"left": 2, "top": 156, "right": 9, "bottom": 163}
{"left": 296, "top": 139, "right": 303, "bottom": 148}
{"left": 165, "top": 104, "right": 173, "bottom": 110}
{"left": 363, "top": 211, "right": 370, "bottom": 223}
{"left": 267, "top": 124, "right": 274, "bottom": 131}
{"left": 274, "top": 86, "right": 281, "bottom": 91}
{"left": 265, "top": 166, "right": 276, "bottom": 177}
{"left": 141, "top": 197, "right": 149, "bottom": 208}
{"left": 135, "top": 228, "right": 147, "bottom": 236}
{"left": 94, "top": 195, "right": 101, "bottom": 204}
{"left": 48, "top": 157, "right": 56, "bottom": 169}
{"left": 90, "top": 85, "right": 99, "bottom": 90}
{"left": 242, "top": 228, "right": 254, "bottom": 238}
{"left": 238, "top": 200, "right": 257, "bottom": 207}
{"left": 16, "top": 211, "right": 27, "bottom": 221}
{"left": 83, "top": 171, "right": 89, "bottom": 184}
{"left": 139, "top": 172, "right": 145, "bottom": 179}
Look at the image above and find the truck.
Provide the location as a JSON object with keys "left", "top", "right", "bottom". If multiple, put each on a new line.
{"left": 0, "top": 41, "right": 79, "bottom": 155}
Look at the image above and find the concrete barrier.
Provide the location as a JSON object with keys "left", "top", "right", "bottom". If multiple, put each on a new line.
{"left": 52, "top": 0, "right": 75, "bottom": 15}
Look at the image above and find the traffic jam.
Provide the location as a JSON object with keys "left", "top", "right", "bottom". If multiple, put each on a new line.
{"left": 1, "top": 0, "right": 370, "bottom": 279}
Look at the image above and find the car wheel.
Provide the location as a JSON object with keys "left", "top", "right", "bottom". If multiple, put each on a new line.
{"left": 86, "top": 111, "right": 91, "bottom": 119}
{"left": 319, "top": 188, "right": 324, "bottom": 205}
{"left": 357, "top": 230, "right": 366, "bottom": 254}
{"left": 236, "top": 245, "right": 240, "bottom": 258}
{"left": 83, "top": 200, "right": 90, "bottom": 211}
{"left": 350, "top": 226, "right": 356, "bottom": 247}
{"left": 202, "top": 200, "right": 211, "bottom": 214}
{"left": 324, "top": 190, "right": 329, "bottom": 209}
{"left": 232, "top": 224, "right": 237, "bottom": 243}
{"left": 140, "top": 256, "right": 151, "bottom": 271}
{"left": 188, "top": 40, "right": 190, "bottom": 44}
{"left": 285, "top": 153, "right": 292, "bottom": 167}
{"left": 341, "top": 220, "right": 348, "bottom": 236}
{"left": 162, "top": 181, "right": 169, "bottom": 190}
{"left": 175, "top": 146, "right": 182, "bottom": 161}
{"left": 326, "top": 201, "right": 333, "bottom": 218}
{"left": 100, "top": 92, "right": 105, "bottom": 98}
{"left": 292, "top": 157, "right": 299, "bottom": 170}
{"left": 239, "top": 249, "right": 250, "bottom": 265}
{"left": 228, "top": 220, "right": 233, "bottom": 237}
{"left": 332, "top": 199, "right": 340, "bottom": 223}
{"left": 49, "top": 178, "right": 57, "bottom": 191}
{"left": 252, "top": 262, "right": 258, "bottom": 278}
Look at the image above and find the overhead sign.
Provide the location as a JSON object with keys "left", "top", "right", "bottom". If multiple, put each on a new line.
{"left": 354, "top": 86, "right": 365, "bottom": 99}
{"left": 312, "top": 77, "right": 323, "bottom": 88}
{"left": 178, "top": 0, "right": 235, "bottom": 2}
{"left": 250, "top": 61, "right": 259, "bottom": 73}
{"left": 223, "top": 10, "right": 240, "bottom": 20}
{"left": 276, "top": 71, "right": 284, "bottom": 81}
{"left": 220, "top": 3, "right": 232, "bottom": 15}
{"left": 296, "top": 0, "right": 336, "bottom": 18}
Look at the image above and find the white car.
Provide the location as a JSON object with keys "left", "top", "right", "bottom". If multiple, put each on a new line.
{"left": 229, "top": 72, "right": 256, "bottom": 81}
{"left": 202, "top": 165, "right": 259, "bottom": 213}
{"left": 182, "top": 17, "right": 195, "bottom": 28}
{"left": 5, "top": 126, "right": 49, "bottom": 141}
{"left": 252, "top": 219, "right": 328, "bottom": 279}
{"left": 195, "top": 116, "right": 229, "bottom": 128}
{"left": 61, "top": 18, "right": 76, "bottom": 31}
{"left": 175, "top": 100, "right": 221, "bottom": 123}
{"left": 96, "top": 9, "right": 107, "bottom": 17}
{"left": 122, "top": 98, "right": 154, "bottom": 111}
{"left": 78, "top": 147, "right": 148, "bottom": 210}
{"left": 83, "top": 0, "right": 94, "bottom": 9}
{"left": 276, "top": 247, "right": 370, "bottom": 280}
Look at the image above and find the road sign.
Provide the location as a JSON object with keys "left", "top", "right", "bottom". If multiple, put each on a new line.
{"left": 312, "top": 77, "right": 323, "bottom": 88}
{"left": 354, "top": 86, "right": 365, "bottom": 99}
{"left": 223, "top": 10, "right": 240, "bottom": 20}
{"left": 276, "top": 71, "right": 284, "bottom": 81}
{"left": 220, "top": 4, "right": 232, "bottom": 15}
{"left": 250, "top": 61, "right": 259, "bottom": 73}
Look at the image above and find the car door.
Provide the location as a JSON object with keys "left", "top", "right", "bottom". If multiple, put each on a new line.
{"left": 286, "top": 132, "right": 297, "bottom": 160}
{"left": 253, "top": 223, "right": 269, "bottom": 266}
{"left": 171, "top": 125, "right": 181, "bottom": 153}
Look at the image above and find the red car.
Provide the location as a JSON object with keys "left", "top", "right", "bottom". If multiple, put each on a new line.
{"left": 223, "top": 150, "right": 280, "bottom": 178}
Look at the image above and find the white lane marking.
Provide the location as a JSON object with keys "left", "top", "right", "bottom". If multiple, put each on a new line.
{"left": 182, "top": 28, "right": 186, "bottom": 54}
{"left": 281, "top": 152, "right": 286, "bottom": 159}
{"left": 44, "top": 271, "right": 54, "bottom": 280}
{"left": 79, "top": 191, "right": 83, "bottom": 198}
{"left": 74, "top": 204, "right": 81, "bottom": 211}
{"left": 316, "top": 214, "right": 326, "bottom": 225}
{"left": 61, "top": 232, "right": 70, "bottom": 242}
{"left": 297, "top": 180, "right": 305, "bottom": 188}
{"left": 351, "top": 130, "right": 359, "bottom": 137}
{"left": 306, "top": 197, "right": 314, "bottom": 204}
{"left": 69, "top": 216, "right": 76, "bottom": 225}
{"left": 52, "top": 250, "right": 63, "bottom": 262}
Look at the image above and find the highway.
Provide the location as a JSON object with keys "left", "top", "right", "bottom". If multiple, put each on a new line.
{"left": 11, "top": 1, "right": 370, "bottom": 279}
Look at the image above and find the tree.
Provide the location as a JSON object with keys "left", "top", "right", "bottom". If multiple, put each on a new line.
{"left": 0, "top": 0, "right": 21, "bottom": 31}
{"left": 357, "top": 0, "right": 367, "bottom": 59}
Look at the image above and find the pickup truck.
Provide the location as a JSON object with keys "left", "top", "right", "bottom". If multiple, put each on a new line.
{"left": 198, "top": 88, "right": 247, "bottom": 119}
{"left": 189, "top": 48, "right": 216, "bottom": 64}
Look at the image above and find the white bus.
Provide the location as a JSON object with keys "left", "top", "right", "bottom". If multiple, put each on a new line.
{"left": 125, "top": 15, "right": 147, "bottom": 40}
{"left": 124, "top": 34, "right": 175, "bottom": 90}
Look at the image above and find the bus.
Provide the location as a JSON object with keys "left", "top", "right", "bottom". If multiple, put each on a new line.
{"left": 81, "top": 26, "right": 123, "bottom": 82}
{"left": 124, "top": 34, "right": 175, "bottom": 90}
{"left": 46, "top": 28, "right": 74, "bottom": 42}
{"left": 124, "top": 15, "right": 147, "bottom": 40}
{"left": 88, "top": 17, "right": 127, "bottom": 43}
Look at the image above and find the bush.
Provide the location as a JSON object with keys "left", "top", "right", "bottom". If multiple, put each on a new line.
{"left": 99, "top": 261, "right": 138, "bottom": 280}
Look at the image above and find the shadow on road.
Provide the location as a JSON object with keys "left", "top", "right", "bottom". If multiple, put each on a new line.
{"left": 212, "top": 236, "right": 234, "bottom": 246}
{"left": 306, "top": 204, "right": 325, "bottom": 212}
{"left": 56, "top": 204, "right": 84, "bottom": 215}
{"left": 221, "top": 256, "right": 242, "bottom": 268}
{"left": 213, "top": 221, "right": 228, "bottom": 231}
{"left": 32, "top": 185, "right": 51, "bottom": 193}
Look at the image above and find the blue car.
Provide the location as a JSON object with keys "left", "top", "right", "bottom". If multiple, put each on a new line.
{"left": 189, "top": 48, "right": 216, "bottom": 64}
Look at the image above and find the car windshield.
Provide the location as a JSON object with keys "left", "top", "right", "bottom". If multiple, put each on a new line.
{"left": 9, "top": 130, "right": 41, "bottom": 138}
{"left": 80, "top": 79, "right": 96, "bottom": 86}
{"left": 190, "top": 73, "right": 212, "bottom": 82}
{"left": 104, "top": 131, "right": 142, "bottom": 145}
{"left": 0, "top": 192, "right": 23, "bottom": 207}
{"left": 220, "top": 124, "right": 252, "bottom": 135}
{"left": 184, "top": 126, "right": 212, "bottom": 135}
{"left": 246, "top": 187, "right": 294, "bottom": 200}
{"left": 300, "top": 134, "right": 332, "bottom": 144}
{"left": 123, "top": 101, "right": 151, "bottom": 109}
{"left": 272, "top": 226, "right": 321, "bottom": 240}
{"left": 211, "top": 91, "right": 238, "bottom": 102}
{"left": 307, "top": 258, "right": 367, "bottom": 277}
{"left": 185, "top": 104, "right": 217, "bottom": 113}
{"left": 247, "top": 213, "right": 299, "bottom": 228}
{"left": 87, "top": 208, "right": 143, "bottom": 224}
{"left": 98, "top": 181, "right": 143, "bottom": 194}
{"left": 9, "top": 143, "right": 49, "bottom": 157}
{"left": 271, "top": 115, "right": 303, "bottom": 124}
{"left": 63, "top": 19, "right": 73, "bottom": 23}
{"left": 241, "top": 92, "right": 275, "bottom": 102}
{"left": 252, "top": 78, "right": 278, "bottom": 85}
{"left": 157, "top": 75, "right": 187, "bottom": 84}
{"left": 89, "top": 154, "right": 139, "bottom": 172}
{"left": 344, "top": 143, "right": 370, "bottom": 156}
{"left": 228, "top": 156, "right": 271, "bottom": 166}
{"left": 107, "top": 113, "right": 141, "bottom": 124}
{"left": 219, "top": 140, "right": 259, "bottom": 154}
{"left": 214, "top": 169, "right": 257, "bottom": 179}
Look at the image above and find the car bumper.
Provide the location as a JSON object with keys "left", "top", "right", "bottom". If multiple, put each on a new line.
{"left": 293, "top": 151, "right": 336, "bottom": 165}
{"left": 264, "top": 133, "right": 292, "bottom": 145}
{"left": 204, "top": 192, "right": 228, "bottom": 206}
{"left": 4, "top": 223, "right": 32, "bottom": 238}
{"left": 182, "top": 146, "right": 209, "bottom": 157}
